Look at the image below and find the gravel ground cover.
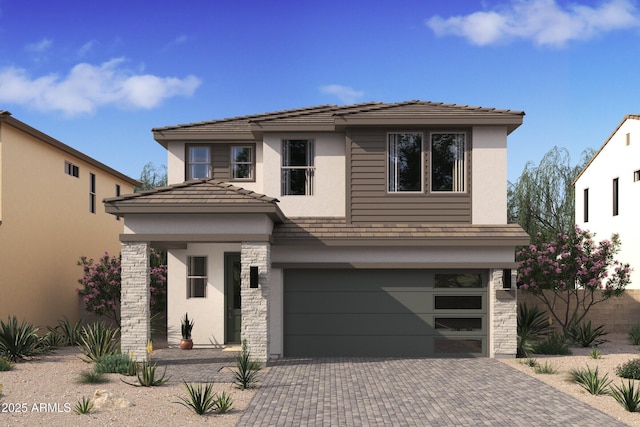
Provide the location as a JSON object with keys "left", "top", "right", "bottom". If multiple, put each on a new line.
{"left": 0, "top": 346, "right": 254, "bottom": 426}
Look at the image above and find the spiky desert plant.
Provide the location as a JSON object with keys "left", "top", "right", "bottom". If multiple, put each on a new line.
{"left": 231, "top": 340, "right": 261, "bottom": 389}
{"left": 176, "top": 381, "right": 218, "bottom": 415}
{"left": 73, "top": 396, "right": 94, "bottom": 415}
{"left": 569, "top": 366, "right": 611, "bottom": 395}
{"left": 611, "top": 380, "right": 640, "bottom": 412}
{"left": 0, "top": 316, "right": 45, "bottom": 362}
{"left": 78, "top": 322, "right": 119, "bottom": 363}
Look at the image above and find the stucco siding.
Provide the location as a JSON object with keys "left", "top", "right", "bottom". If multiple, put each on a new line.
{"left": 575, "top": 118, "right": 640, "bottom": 289}
{"left": 471, "top": 127, "right": 508, "bottom": 224}
{"left": 0, "top": 123, "right": 135, "bottom": 328}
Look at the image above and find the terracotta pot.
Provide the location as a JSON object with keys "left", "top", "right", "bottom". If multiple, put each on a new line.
{"left": 179, "top": 339, "right": 193, "bottom": 350}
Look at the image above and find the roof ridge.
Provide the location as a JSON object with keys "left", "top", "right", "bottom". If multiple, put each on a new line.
{"left": 153, "top": 105, "right": 338, "bottom": 131}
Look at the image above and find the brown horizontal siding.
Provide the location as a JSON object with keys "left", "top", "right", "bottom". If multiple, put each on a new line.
{"left": 212, "top": 143, "right": 230, "bottom": 181}
{"left": 348, "top": 128, "right": 471, "bottom": 224}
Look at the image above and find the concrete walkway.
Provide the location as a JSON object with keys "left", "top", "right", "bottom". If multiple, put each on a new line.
{"left": 237, "top": 357, "right": 626, "bottom": 427}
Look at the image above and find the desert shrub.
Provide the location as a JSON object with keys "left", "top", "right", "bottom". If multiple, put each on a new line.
{"left": 517, "top": 303, "right": 551, "bottom": 358}
{"left": 534, "top": 361, "right": 557, "bottom": 374}
{"left": 77, "top": 370, "right": 108, "bottom": 384}
{"left": 78, "top": 322, "right": 119, "bottom": 363}
{"left": 0, "top": 316, "right": 47, "bottom": 362}
{"left": 0, "top": 358, "right": 13, "bottom": 371}
{"left": 95, "top": 353, "right": 136, "bottom": 375}
{"left": 565, "top": 321, "right": 608, "bottom": 347}
{"left": 48, "top": 317, "right": 84, "bottom": 346}
{"left": 214, "top": 391, "right": 233, "bottom": 414}
{"left": 590, "top": 347, "right": 601, "bottom": 359}
{"left": 231, "top": 340, "right": 261, "bottom": 389}
{"left": 42, "top": 331, "right": 67, "bottom": 348}
{"left": 611, "top": 380, "right": 640, "bottom": 412}
{"left": 176, "top": 381, "right": 218, "bottom": 415}
{"left": 73, "top": 396, "right": 94, "bottom": 414}
{"left": 616, "top": 359, "right": 640, "bottom": 380}
{"left": 569, "top": 366, "right": 612, "bottom": 395}
{"left": 533, "top": 332, "right": 571, "bottom": 355}
{"left": 628, "top": 324, "right": 640, "bottom": 345}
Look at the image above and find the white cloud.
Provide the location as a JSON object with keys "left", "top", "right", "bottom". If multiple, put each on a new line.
{"left": 77, "top": 40, "right": 96, "bottom": 57}
{"left": 426, "top": 0, "right": 640, "bottom": 47}
{"left": 320, "top": 84, "right": 365, "bottom": 104}
{"left": 26, "top": 38, "right": 53, "bottom": 53}
{"left": 0, "top": 58, "right": 201, "bottom": 116}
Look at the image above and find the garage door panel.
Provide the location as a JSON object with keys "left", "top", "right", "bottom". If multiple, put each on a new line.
{"left": 284, "top": 269, "right": 433, "bottom": 291}
{"left": 284, "top": 335, "right": 434, "bottom": 357}
{"left": 284, "top": 313, "right": 434, "bottom": 336}
{"left": 285, "top": 291, "right": 432, "bottom": 314}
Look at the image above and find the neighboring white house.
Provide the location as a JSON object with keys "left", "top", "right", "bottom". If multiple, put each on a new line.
{"left": 105, "top": 100, "right": 528, "bottom": 361}
{"left": 574, "top": 115, "right": 640, "bottom": 289}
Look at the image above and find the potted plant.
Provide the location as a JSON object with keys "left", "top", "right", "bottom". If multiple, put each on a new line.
{"left": 180, "top": 313, "right": 194, "bottom": 350}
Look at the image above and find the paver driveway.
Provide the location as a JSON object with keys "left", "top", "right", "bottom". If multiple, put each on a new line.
{"left": 237, "top": 357, "right": 625, "bottom": 427}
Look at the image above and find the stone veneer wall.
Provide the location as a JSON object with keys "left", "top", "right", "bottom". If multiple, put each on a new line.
{"left": 241, "top": 241, "right": 271, "bottom": 362}
{"left": 518, "top": 289, "right": 640, "bottom": 333}
{"left": 492, "top": 269, "right": 517, "bottom": 358}
{"left": 120, "top": 242, "right": 151, "bottom": 361}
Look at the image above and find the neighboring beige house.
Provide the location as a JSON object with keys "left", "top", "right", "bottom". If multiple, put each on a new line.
{"left": 0, "top": 111, "right": 139, "bottom": 329}
{"left": 105, "top": 100, "right": 528, "bottom": 361}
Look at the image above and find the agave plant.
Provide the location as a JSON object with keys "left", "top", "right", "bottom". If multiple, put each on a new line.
{"left": 78, "top": 322, "right": 120, "bottom": 363}
{"left": 0, "top": 316, "right": 45, "bottom": 362}
{"left": 175, "top": 381, "right": 218, "bottom": 415}
{"left": 230, "top": 340, "right": 261, "bottom": 389}
{"left": 517, "top": 304, "right": 552, "bottom": 357}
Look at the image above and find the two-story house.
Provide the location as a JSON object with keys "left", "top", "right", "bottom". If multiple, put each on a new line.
{"left": 105, "top": 100, "right": 528, "bottom": 361}
{"left": 574, "top": 115, "right": 640, "bottom": 328}
{"left": 0, "top": 111, "right": 139, "bottom": 329}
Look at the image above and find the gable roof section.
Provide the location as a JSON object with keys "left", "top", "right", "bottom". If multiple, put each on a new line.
{"left": 273, "top": 217, "right": 530, "bottom": 247}
{"left": 573, "top": 114, "right": 640, "bottom": 185}
{"left": 0, "top": 111, "right": 140, "bottom": 187}
{"left": 104, "top": 179, "right": 285, "bottom": 221}
{"left": 152, "top": 100, "right": 525, "bottom": 146}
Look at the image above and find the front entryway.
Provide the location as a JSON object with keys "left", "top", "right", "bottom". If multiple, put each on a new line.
{"left": 224, "top": 252, "right": 241, "bottom": 344}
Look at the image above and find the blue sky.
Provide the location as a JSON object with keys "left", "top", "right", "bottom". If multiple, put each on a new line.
{"left": 1, "top": 0, "right": 639, "bottom": 183}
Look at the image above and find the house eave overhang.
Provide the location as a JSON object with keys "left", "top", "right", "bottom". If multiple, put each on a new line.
{"left": 153, "top": 131, "right": 256, "bottom": 148}
{"left": 273, "top": 236, "right": 530, "bottom": 247}
{"left": 104, "top": 204, "right": 286, "bottom": 223}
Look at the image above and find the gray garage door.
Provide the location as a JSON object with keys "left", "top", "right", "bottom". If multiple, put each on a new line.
{"left": 284, "top": 269, "right": 488, "bottom": 357}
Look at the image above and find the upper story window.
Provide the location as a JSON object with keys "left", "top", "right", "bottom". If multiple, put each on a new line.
{"left": 613, "top": 177, "right": 619, "bottom": 216}
{"left": 65, "top": 161, "right": 79, "bottom": 178}
{"left": 231, "top": 146, "right": 254, "bottom": 181}
{"left": 583, "top": 188, "right": 589, "bottom": 223}
{"left": 282, "top": 140, "right": 314, "bottom": 195}
{"left": 431, "top": 132, "right": 466, "bottom": 192}
{"left": 186, "top": 145, "right": 211, "bottom": 180}
{"left": 89, "top": 173, "right": 96, "bottom": 214}
{"left": 634, "top": 170, "right": 640, "bottom": 182}
{"left": 388, "top": 133, "right": 423, "bottom": 192}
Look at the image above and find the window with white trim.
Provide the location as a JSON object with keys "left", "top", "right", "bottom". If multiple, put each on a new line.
{"left": 431, "top": 132, "right": 466, "bottom": 192}
{"left": 388, "top": 132, "right": 423, "bottom": 192}
{"left": 281, "top": 140, "right": 314, "bottom": 195}
{"left": 187, "top": 256, "right": 207, "bottom": 298}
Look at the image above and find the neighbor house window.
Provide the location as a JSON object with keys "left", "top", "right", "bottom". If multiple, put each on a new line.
{"left": 89, "top": 173, "right": 96, "bottom": 214}
{"left": 65, "top": 161, "right": 79, "bottom": 178}
{"left": 187, "top": 256, "right": 207, "bottom": 298}
{"left": 613, "top": 178, "right": 619, "bottom": 216}
{"left": 583, "top": 188, "right": 589, "bottom": 223}
{"left": 634, "top": 170, "right": 640, "bottom": 182}
{"left": 388, "top": 132, "right": 423, "bottom": 192}
{"left": 231, "top": 146, "right": 254, "bottom": 180}
{"left": 282, "top": 140, "right": 314, "bottom": 195}
{"left": 431, "top": 132, "right": 466, "bottom": 192}
{"left": 186, "top": 145, "right": 212, "bottom": 179}
{"left": 115, "top": 184, "right": 121, "bottom": 221}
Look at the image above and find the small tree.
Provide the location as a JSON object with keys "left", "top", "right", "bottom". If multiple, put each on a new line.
{"left": 517, "top": 226, "right": 631, "bottom": 333}
{"left": 77, "top": 249, "right": 167, "bottom": 328}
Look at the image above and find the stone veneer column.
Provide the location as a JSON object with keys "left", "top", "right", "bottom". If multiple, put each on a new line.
{"left": 491, "top": 268, "right": 517, "bottom": 358}
{"left": 120, "top": 242, "right": 151, "bottom": 362}
{"left": 240, "top": 241, "right": 271, "bottom": 363}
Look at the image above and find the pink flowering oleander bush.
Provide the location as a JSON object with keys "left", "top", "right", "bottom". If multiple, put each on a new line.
{"left": 77, "top": 250, "right": 167, "bottom": 328}
{"left": 517, "top": 226, "right": 631, "bottom": 333}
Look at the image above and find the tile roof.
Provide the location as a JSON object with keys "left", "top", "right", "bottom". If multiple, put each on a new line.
{"left": 104, "top": 179, "right": 285, "bottom": 220}
{"left": 273, "top": 217, "right": 530, "bottom": 246}
{"left": 152, "top": 100, "right": 524, "bottom": 137}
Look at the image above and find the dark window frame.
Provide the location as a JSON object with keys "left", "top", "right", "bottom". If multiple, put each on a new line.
{"left": 65, "top": 161, "right": 79, "bottom": 178}
{"left": 387, "top": 132, "right": 424, "bottom": 193}
{"left": 613, "top": 177, "right": 619, "bottom": 216}
{"left": 230, "top": 144, "right": 256, "bottom": 182}
{"left": 430, "top": 132, "right": 467, "bottom": 193}
{"left": 583, "top": 188, "right": 589, "bottom": 223}
{"left": 187, "top": 256, "right": 207, "bottom": 299}
{"left": 89, "top": 173, "right": 96, "bottom": 214}
{"left": 281, "top": 139, "right": 315, "bottom": 196}
{"left": 185, "top": 144, "right": 213, "bottom": 180}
